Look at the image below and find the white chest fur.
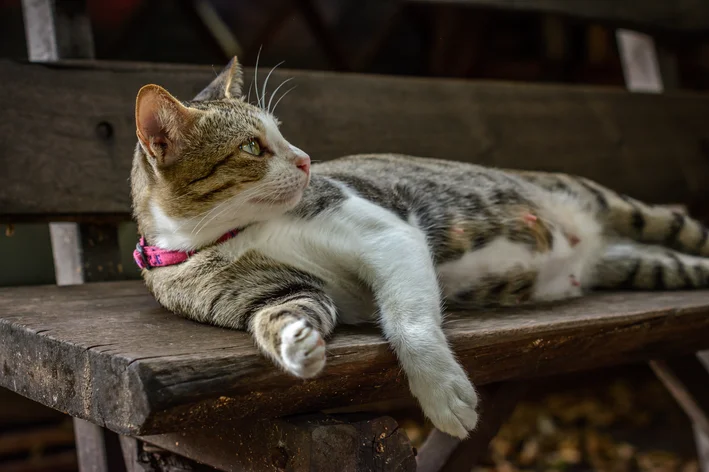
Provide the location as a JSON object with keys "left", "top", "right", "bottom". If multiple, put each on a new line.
{"left": 216, "top": 198, "right": 381, "bottom": 323}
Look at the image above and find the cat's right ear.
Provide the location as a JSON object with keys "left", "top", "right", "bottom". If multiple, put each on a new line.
{"left": 193, "top": 56, "right": 243, "bottom": 101}
{"left": 135, "top": 84, "right": 202, "bottom": 168}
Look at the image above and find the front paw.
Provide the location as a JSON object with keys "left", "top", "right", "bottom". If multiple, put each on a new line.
{"left": 410, "top": 363, "right": 479, "bottom": 439}
{"left": 280, "top": 319, "right": 326, "bottom": 378}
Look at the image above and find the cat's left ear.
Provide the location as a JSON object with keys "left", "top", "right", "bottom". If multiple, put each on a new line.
{"left": 193, "top": 56, "right": 244, "bottom": 101}
{"left": 135, "top": 84, "right": 203, "bottom": 168}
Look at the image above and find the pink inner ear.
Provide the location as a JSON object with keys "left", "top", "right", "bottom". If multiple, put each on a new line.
{"left": 137, "top": 91, "right": 169, "bottom": 144}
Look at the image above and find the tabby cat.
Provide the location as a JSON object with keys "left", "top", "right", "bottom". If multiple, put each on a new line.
{"left": 131, "top": 57, "right": 709, "bottom": 438}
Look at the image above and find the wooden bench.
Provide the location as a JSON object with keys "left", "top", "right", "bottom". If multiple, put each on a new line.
{"left": 3, "top": 1, "right": 709, "bottom": 470}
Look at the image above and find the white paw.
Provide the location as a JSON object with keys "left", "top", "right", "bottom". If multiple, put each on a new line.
{"left": 410, "top": 362, "right": 478, "bottom": 439}
{"left": 280, "top": 319, "right": 326, "bottom": 378}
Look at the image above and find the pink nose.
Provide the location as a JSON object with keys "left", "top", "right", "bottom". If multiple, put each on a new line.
{"left": 295, "top": 154, "right": 311, "bottom": 174}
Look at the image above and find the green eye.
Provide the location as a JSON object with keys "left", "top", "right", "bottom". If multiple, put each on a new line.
{"left": 239, "top": 139, "right": 262, "bottom": 156}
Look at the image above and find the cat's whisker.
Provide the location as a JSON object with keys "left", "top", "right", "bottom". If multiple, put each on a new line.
{"left": 262, "top": 61, "right": 284, "bottom": 112}
{"left": 192, "top": 181, "right": 275, "bottom": 237}
{"left": 189, "top": 195, "right": 240, "bottom": 236}
{"left": 246, "top": 77, "right": 254, "bottom": 104}
{"left": 253, "top": 45, "right": 263, "bottom": 109}
{"left": 193, "top": 196, "right": 254, "bottom": 238}
{"left": 189, "top": 180, "right": 272, "bottom": 235}
{"left": 267, "top": 77, "right": 293, "bottom": 114}
{"left": 172, "top": 207, "right": 215, "bottom": 233}
{"left": 271, "top": 85, "right": 297, "bottom": 115}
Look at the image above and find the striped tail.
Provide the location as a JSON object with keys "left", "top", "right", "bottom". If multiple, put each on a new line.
{"left": 593, "top": 241, "right": 709, "bottom": 290}
{"left": 585, "top": 181, "right": 709, "bottom": 257}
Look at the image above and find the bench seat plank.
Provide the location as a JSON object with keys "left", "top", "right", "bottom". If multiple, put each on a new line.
{"left": 1, "top": 281, "right": 709, "bottom": 435}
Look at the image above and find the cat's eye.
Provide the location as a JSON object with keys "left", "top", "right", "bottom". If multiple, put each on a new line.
{"left": 239, "top": 139, "right": 262, "bottom": 156}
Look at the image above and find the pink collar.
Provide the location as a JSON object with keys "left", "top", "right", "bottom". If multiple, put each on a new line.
{"left": 133, "top": 229, "right": 240, "bottom": 270}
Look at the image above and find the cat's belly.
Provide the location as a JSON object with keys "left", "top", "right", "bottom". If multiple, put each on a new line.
{"left": 437, "top": 203, "right": 604, "bottom": 303}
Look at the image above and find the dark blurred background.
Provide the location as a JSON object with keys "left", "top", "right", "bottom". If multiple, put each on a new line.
{"left": 2, "top": 0, "right": 709, "bottom": 87}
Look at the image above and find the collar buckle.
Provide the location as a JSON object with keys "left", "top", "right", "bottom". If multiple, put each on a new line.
{"left": 134, "top": 241, "right": 151, "bottom": 270}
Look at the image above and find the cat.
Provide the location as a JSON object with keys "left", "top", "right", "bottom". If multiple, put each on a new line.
{"left": 131, "top": 57, "right": 709, "bottom": 439}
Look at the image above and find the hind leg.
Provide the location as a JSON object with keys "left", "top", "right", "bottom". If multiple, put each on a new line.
{"left": 512, "top": 171, "right": 709, "bottom": 257}
{"left": 593, "top": 240, "right": 709, "bottom": 290}
{"left": 445, "top": 270, "right": 540, "bottom": 308}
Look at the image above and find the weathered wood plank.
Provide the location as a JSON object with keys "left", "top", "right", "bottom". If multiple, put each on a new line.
{"left": 119, "top": 436, "right": 216, "bottom": 472}
{"left": 409, "top": 0, "right": 709, "bottom": 33}
{"left": 141, "top": 414, "right": 416, "bottom": 472}
{"left": 2, "top": 59, "right": 709, "bottom": 218}
{"left": 1, "top": 282, "right": 709, "bottom": 436}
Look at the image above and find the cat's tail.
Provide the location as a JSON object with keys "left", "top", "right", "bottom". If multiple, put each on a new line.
{"left": 592, "top": 241, "right": 709, "bottom": 290}
{"left": 581, "top": 178, "right": 709, "bottom": 257}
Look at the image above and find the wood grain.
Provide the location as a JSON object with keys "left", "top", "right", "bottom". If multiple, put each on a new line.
{"left": 2, "top": 59, "right": 709, "bottom": 219}
{"left": 1, "top": 281, "right": 709, "bottom": 435}
{"left": 409, "top": 0, "right": 709, "bottom": 33}
{"left": 119, "top": 436, "right": 216, "bottom": 472}
{"left": 142, "top": 414, "right": 416, "bottom": 472}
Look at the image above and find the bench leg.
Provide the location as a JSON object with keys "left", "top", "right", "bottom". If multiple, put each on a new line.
{"left": 120, "top": 436, "right": 215, "bottom": 472}
{"left": 695, "top": 425, "right": 709, "bottom": 472}
{"left": 73, "top": 418, "right": 126, "bottom": 472}
{"left": 416, "top": 382, "right": 526, "bottom": 472}
{"left": 650, "top": 352, "right": 709, "bottom": 470}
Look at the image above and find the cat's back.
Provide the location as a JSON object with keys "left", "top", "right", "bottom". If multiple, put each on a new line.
{"left": 304, "top": 153, "right": 535, "bottom": 219}
{"left": 313, "top": 154, "right": 488, "bottom": 183}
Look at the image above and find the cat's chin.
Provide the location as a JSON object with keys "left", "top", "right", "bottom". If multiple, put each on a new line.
{"left": 249, "top": 189, "right": 304, "bottom": 208}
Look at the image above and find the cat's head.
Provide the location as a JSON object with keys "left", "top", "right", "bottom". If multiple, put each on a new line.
{"left": 131, "top": 57, "right": 310, "bottom": 250}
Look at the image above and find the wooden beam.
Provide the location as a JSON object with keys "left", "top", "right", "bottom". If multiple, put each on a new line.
{"left": 141, "top": 414, "right": 415, "bottom": 472}
{"left": 73, "top": 418, "right": 126, "bottom": 472}
{"left": 21, "top": 4, "right": 132, "bottom": 470}
{"left": 650, "top": 355, "right": 709, "bottom": 438}
{"left": 698, "top": 353, "right": 709, "bottom": 472}
{"left": 21, "top": 0, "right": 94, "bottom": 61}
{"left": 417, "top": 382, "right": 526, "bottom": 472}
{"left": 2, "top": 59, "right": 709, "bottom": 219}
{"left": 21, "top": 2, "right": 127, "bottom": 288}
{"left": 651, "top": 352, "right": 709, "bottom": 472}
{"left": 408, "top": 0, "right": 709, "bottom": 33}
{"left": 1, "top": 282, "right": 709, "bottom": 435}
{"left": 119, "top": 436, "right": 215, "bottom": 472}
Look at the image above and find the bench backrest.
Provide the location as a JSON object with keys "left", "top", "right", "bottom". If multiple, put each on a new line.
{"left": 2, "top": 60, "right": 709, "bottom": 223}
